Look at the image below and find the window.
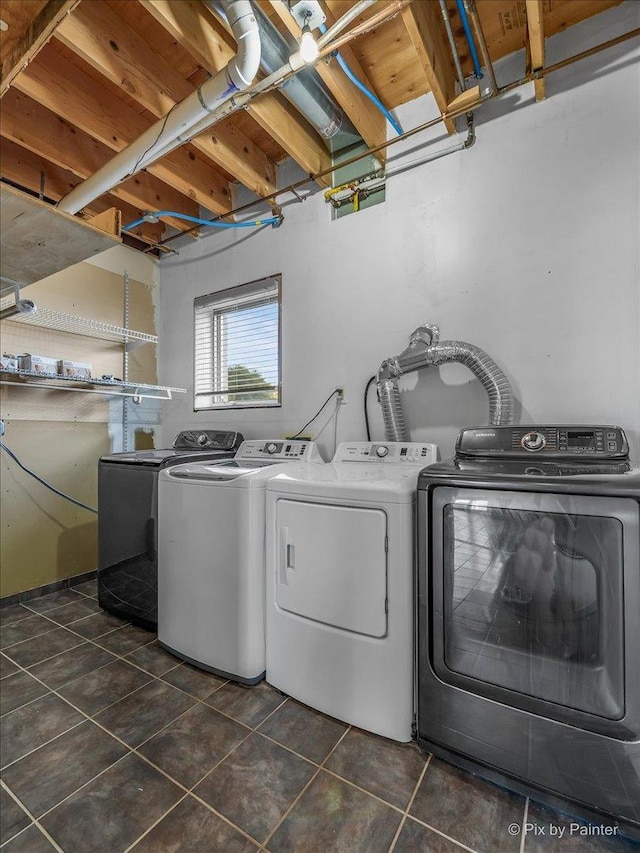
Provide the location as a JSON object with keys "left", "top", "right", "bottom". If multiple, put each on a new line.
{"left": 194, "top": 275, "right": 281, "bottom": 410}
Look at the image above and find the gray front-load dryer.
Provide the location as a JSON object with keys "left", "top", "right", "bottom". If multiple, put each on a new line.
{"left": 417, "top": 425, "right": 640, "bottom": 832}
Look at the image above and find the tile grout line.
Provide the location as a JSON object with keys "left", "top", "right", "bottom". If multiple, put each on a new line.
{"left": 0, "top": 777, "right": 64, "bottom": 852}
{"left": 4, "top": 625, "right": 485, "bottom": 853}
{"left": 387, "top": 754, "right": 431, "bottom": 852}
{"left": 390, "top": 753, "right": 480, "bottom": 853}
{"left": 119, "top": 793, "right": 192, "bottom": 853}
{"left": 520, "top": 798, "right": 530, "bottom": 853}
{"left": 120, "top": 692, "right": 297, "bottom": 850}
{"left": 2, "top": 654, "right": 289, "bottom": 851}
{"left": 260, "top": 723, "right": 353, "bottom": 850}
{"left": 0, "top": 717, "right": 88, "bottom": 773}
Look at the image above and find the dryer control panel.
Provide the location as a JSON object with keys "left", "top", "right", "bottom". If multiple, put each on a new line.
{"left": 234, "top": 440, "right": 324, "bottom": 462}
{"left": 456, "top": 425, "right": 629, "bottom": 459}
{"left": 334, "top": 442, "right": 438, "bottom": 464}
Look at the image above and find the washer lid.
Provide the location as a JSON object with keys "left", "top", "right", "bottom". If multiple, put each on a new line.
{"left": 162, "top": 459, "right": 308, "bottom": 485}
{"left": 267, "top": 462, "right": 430, "bottom": 503}
{"left": 99, "top": 448, "right": 237, "bottom": 467}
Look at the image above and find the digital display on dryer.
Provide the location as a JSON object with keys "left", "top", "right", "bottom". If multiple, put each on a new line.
{"left": 568, "top": 431, "right": 595, "bottom": 447}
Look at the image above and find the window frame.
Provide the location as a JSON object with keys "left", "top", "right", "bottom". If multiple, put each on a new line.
{"left": 193, "top": 274, "right": 282, "bottom": 412}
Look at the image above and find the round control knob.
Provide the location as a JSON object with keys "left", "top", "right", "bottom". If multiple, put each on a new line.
{"left": 197, "top": 433, "right": 208, "bottom": 446}
{"left": 376, "top": 445, "right": 389, "bottom": 458}
{"left": 521, "top": 431, "right": 546, "bottom": 452}
{"left": 266, "top": 443, "right": 279, "bottom": 454}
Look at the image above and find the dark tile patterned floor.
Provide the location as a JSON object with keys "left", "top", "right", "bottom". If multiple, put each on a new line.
{"left": 1, "top": 585, "right": 637, "bottom": 852}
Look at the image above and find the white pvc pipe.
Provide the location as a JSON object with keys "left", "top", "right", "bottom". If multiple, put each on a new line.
{"left": 57, "top": 0, "right": 260, "bottom": 215}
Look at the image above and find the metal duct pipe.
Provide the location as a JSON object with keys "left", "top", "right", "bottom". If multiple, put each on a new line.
{"left": 206, "top": 0, "right": 361, "bottom": 151}
{"left": 376, "top": 323, "right": 514, "bottom": 441}
{"left": 57, "top": 0, "right": 260, "bottom": 215}
{"left": 377, "top": 377, "right": 409, "bottom": 442}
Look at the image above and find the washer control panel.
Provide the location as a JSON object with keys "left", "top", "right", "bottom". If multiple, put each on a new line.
{"left": 456, "top": 426, "right": 629, "bottom": 459}
{"left": 234, "top": 440, "right": 324, "bottom": 462}
{"left": 334, "top": 442, "right": 438, "bottom": 464}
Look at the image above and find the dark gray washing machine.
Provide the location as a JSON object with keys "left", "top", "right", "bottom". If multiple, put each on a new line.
{"left": 417, "top": 425, "right": 640, "bottom": 830}
{"left": 98, "top": 430, "right": 243, "bottom": 629}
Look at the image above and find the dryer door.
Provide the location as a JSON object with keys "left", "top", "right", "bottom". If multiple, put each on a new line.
{"left": 275, "top": 499, "right": 388, "bottom": 638}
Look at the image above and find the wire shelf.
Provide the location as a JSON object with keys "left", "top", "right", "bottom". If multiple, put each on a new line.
{"left": 0, "top": 298, "right": 157, "bottom": 346}
{"left": 1, "top": 370, "right": 186, "bottom": 401}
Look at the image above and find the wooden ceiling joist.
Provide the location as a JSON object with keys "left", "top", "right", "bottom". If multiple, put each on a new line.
{"left": 526, "top": 0, "right": 546, "bottom": 101}
{"left": 0, "top": 88, "right": 198, "bottom": 236}
{"left": 55, "top": 0, "right": 278, "bottom": 198}
{"left": 402, "top": 1, "right": 457, "bottom": 134}
{"left": 0, "top": 138, "right": 164, "bottom": 246}
{"left": 140, "top": 0, "right": 333, "bottom": 185}
{"left": 12, "top": 45, "right": 233, "bottom": 217}
{"left": 268, "top": 0, "right": 387, "bottom": 157}
{"left": 0, "top": 0, "right": 79, "bottom": 97}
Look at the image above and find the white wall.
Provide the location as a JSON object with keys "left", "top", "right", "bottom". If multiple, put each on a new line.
{"left": 158, "top": 3, "right": 639, "bottom": 461}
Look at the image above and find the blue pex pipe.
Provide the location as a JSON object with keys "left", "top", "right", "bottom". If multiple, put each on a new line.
{"left": 319, "top": 24, "right": 403, "bottom": 136}
{"left": 124, "top": 211, "right": 281, "bottom": 231}
{"left": 455, "top": 0, "right": 483, "bottom": 79}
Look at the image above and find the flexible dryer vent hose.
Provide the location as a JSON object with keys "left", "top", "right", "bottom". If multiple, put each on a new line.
{"left": 376, "top": 325, "right": 515, "bottom": 442}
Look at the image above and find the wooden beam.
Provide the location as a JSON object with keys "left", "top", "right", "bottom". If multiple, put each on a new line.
{"left": 447, "top": 85, "right": 481, "bottom": 113}
{"left": 268, "top": 0, "right": 387, "bottom": 156}
{"left": 526, "top": 0, "right": 545, "bottom": 101}
{"left": 12, "top": 44, "right": 232, "bottom": 215}
{"left": 0, "top": 87, "right": 199, "bottom": 236}
{"left": 0, "top": 0, "right": 79, "bottom": 97}
{"left": 402, "top": 1, "right": 457, "bottom": 134}
{"left": 86, "top": 208, "right": 121, "bottom": 237}
{"left": 0, "top": 138, "right": 165, "bottom": 245}
{"left": 141, "top": 0, "right": 333, "bottom": 185}
{"left": 55, "top": 1, "right": 277, "bottom": 197}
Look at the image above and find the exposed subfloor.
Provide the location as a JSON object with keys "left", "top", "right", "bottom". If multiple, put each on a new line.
{"left": 0, "top": 584, "right": 637, "bottom": 853}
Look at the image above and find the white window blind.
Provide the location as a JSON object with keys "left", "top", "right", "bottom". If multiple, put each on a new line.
{"left": 194, "top": 275, "right": 281, "bottom": 410}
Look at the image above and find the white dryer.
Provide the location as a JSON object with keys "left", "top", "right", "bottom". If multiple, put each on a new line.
{"left": 265, "top": 441, "right": 438, "bottom": 742}
{"left": 157, "top": 439, "right": 324, "bottom": 684}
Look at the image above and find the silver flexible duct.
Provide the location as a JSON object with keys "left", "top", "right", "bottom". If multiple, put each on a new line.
{"left": 376, "top": 324, "right": 515, "bottom": 441}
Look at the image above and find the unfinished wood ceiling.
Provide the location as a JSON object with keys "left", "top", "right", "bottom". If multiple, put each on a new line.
{"left": 0, "top": 0, "right": 627, "bottom": 253}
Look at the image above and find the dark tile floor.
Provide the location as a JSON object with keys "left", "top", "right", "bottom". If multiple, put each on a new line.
{"left": 1, "top": 584, "right": 637, "bottom": 852}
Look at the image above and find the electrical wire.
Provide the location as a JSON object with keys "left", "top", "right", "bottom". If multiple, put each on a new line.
{"left": 319, "top": 23, "right": 403, "bottom": 135}
{"left": 0, "top": 441, "right": 98, "bottom": 514}
{"left": 363, "top": 375, "right": 376, "bottom": 441}
{"left": 123, "top": 211, "right": 281, "bottom": 232}
{"left": 290, "top": 389, "right": 340, "bottom": 439}
{"left": 128, "top": 102, "right": 180, "bottom": 179}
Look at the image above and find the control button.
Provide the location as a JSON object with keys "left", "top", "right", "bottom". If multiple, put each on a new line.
{"left": 266, "top": 443, "right": 278, "bottom": 454}
{"left": 521, "top": 431, "right": 546, "bottom": 452}
{"left": 608, "top": 441, "right": 617, "bottom": 451}
{"left": 607, "top": 431, "right": 617, "bottom": 439}
{"left": 376, "top": 445, "right": 389, "bottom": 458}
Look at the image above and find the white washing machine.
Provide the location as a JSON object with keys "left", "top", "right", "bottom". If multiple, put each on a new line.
{"left": 265, "top": 441, "right": 438, "bottom": 742}
{"left": 157, "top": 439, "right": 325, "bottom": 684}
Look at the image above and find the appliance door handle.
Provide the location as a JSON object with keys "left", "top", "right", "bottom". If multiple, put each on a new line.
{"left": 278, "top": 526, "right": 294, "bottom": 585}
